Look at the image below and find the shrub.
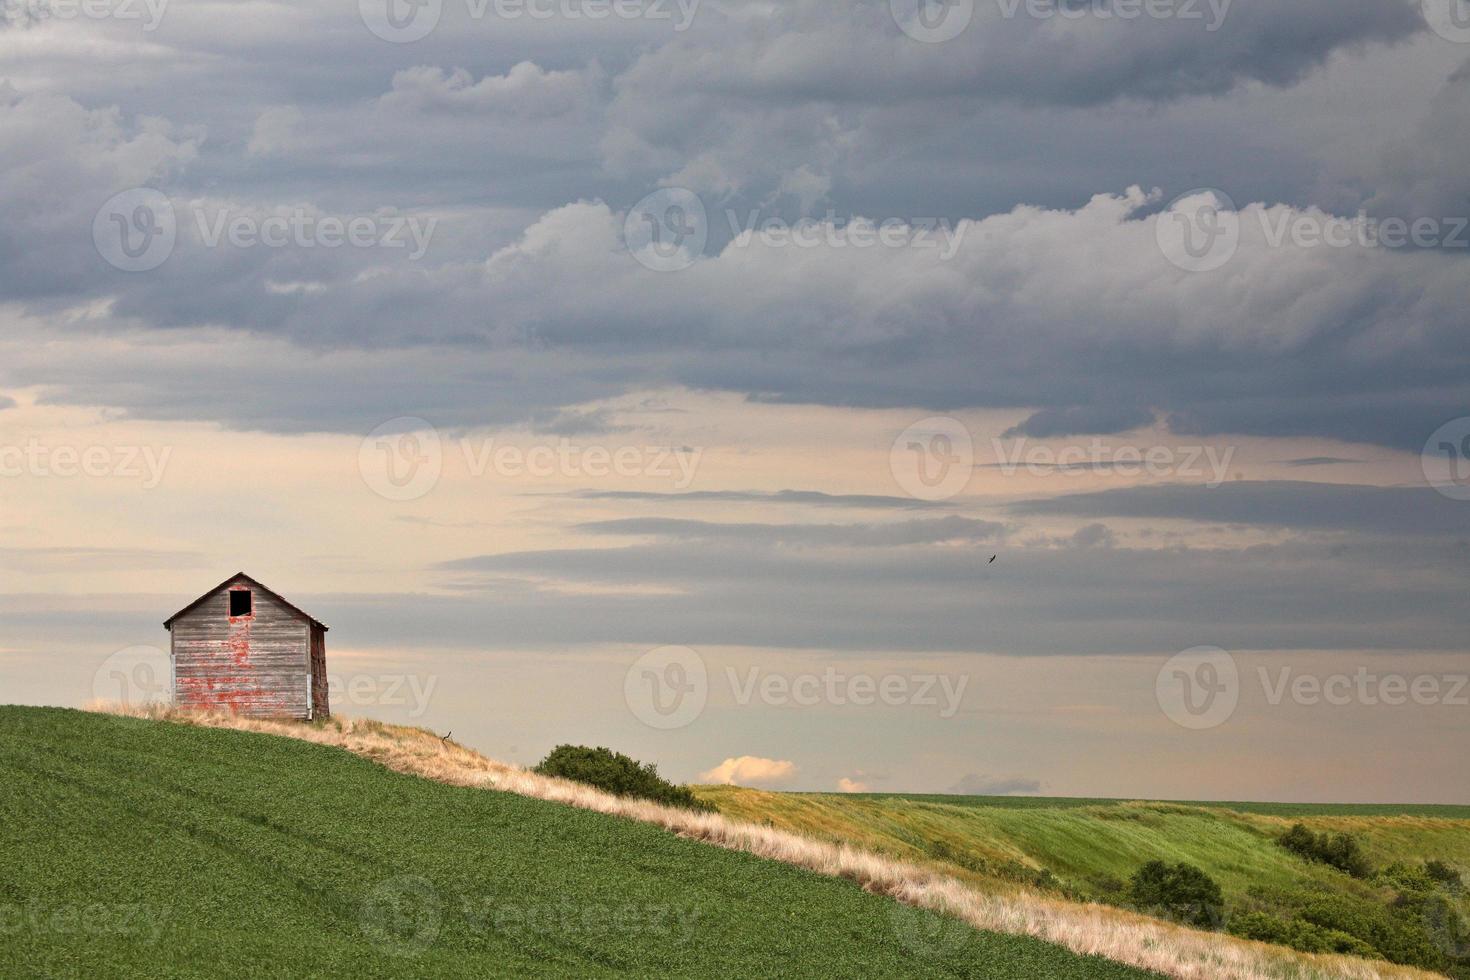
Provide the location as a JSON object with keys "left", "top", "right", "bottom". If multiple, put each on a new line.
{"left": 1426, "top": 860, "right": 1464, "bottom": 890}
{"left": 1299, "top": 894, "right": 1448, "bottom": 972}
{"left": 1277, "top": 823, "right": 1373, "bottom": 878}
{"left": 533, "top": 745, "right": 713, "bottom": 812}
{"left": 1128, "top": 861, "right": 1224, "bottom": 928}
{"left": 1377, "top": 862, "right": 1439, "bottom": 896}
{"left": 1227, "top": 909, "right": 1379, "bottom": 958}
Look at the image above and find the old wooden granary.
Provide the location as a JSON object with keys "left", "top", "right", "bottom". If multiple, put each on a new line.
{"left": 164, "top": 573, "right": 329, "bottom": 719}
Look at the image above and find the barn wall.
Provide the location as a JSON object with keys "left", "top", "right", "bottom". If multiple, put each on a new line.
{"left": 309, "top": 624, "right": 330, "bottom": 720}
{"left": 171, "top": 578, "right": 311, "bottom": 718}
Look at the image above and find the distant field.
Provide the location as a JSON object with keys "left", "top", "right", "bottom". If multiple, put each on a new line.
{"left": 834, "top": 793, "right": 1470, "bottom": 820}
{"left": 697, "top": 786, "right": 1470, "bottom": 976}
{"left": 0, "top": 707, "right": 1158, "bottom": 979}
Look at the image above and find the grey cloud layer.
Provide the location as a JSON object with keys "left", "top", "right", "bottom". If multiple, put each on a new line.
{"left": 2, "top": 2, "right": 1466, "bottom": 452}
{"left": 418, "top": 531, "right": 1470, "bottom": 654}
{"left": 1012, "top": 482, "right": 1470, "bottom": 536}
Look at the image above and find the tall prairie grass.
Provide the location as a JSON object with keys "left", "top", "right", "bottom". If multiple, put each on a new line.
{"left": 93, "top": 703, "right": 1443, "bottom": 980}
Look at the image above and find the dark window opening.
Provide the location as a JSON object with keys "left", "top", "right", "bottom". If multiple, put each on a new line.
{"left": 229, "top": 590, "right": 252, "bottom": 617}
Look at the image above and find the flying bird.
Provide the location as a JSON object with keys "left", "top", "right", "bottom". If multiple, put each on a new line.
{"left": 989, "top": 555, "right": 997, "bottom": 564}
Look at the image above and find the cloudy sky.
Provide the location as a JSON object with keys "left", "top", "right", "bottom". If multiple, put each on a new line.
{"left": 3, "top": 0, "right": 1469, "bottom": 802}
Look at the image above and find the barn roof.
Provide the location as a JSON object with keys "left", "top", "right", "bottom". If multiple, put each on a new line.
{"left": 164, "top": 572, "right": 329, "bottom": 632}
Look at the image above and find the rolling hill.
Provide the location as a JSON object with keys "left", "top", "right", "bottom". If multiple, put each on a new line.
{"left": 0, "top": 706, "right": 1154, "bottom": 979}
{"left": 696, "top": 787, "right": 1470, "bottom": 977}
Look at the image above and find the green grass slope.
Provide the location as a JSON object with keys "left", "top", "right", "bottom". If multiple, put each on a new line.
{"left": 697, "top": 787, "right": 1470, "bottom": 974}
{"left": 0, "top": 707, "right": 1157, "bottom": 980}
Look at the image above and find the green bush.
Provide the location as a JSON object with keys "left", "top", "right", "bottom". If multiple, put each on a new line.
{"left": 1377, "top": 861, "right": 1439, "bottom": 895}
{"left": 1127, "top": 861, "right": 1224, "bottom": 928}
{"left": 533, "top": 744, "right": 713, "bottom": 812}
{"left": 1426, "top": 860, "right": 1464, "bottom": 890}
{"left": 1298, "top": 893, "right": 1448, "bottom": 972}
{"left": 1277, "top": 823, "right": 1373, "bottom": 878}
{"left": 1227, "top": 909, "right": 1378, "bottom": 958}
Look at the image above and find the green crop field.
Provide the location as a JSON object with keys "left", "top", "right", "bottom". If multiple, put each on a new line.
{"left": 836, "top": 794, "right": 1470, "bottom": 820}
{"left": 0, "top": 706, "right": 1158, "bottom": 979}
{"left": 696, "top": 786, "right": 1470, "bottom": 975}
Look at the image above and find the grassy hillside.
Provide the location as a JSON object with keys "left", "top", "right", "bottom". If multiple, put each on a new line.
{"left": 0, "top": 707, "right": 1158, "bottom": 979}
{"left": 836, "top": 795, "right": 1470, "bottom": 820}
{"left": 696, "top": 788, "right": 1470, "bottom": 976}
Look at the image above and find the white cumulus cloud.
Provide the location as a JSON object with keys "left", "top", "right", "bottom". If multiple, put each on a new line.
{"left": 699, "top": 756, "right": 797, "bottom": 787}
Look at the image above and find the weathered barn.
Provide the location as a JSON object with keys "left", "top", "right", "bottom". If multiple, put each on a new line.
{"left": 165, "top": 573, "right": 329, "bottom": 719}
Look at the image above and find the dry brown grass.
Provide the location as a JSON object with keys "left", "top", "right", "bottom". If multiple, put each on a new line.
{"left": 93, "top": 703, "right": 1444, "bottom": 980}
